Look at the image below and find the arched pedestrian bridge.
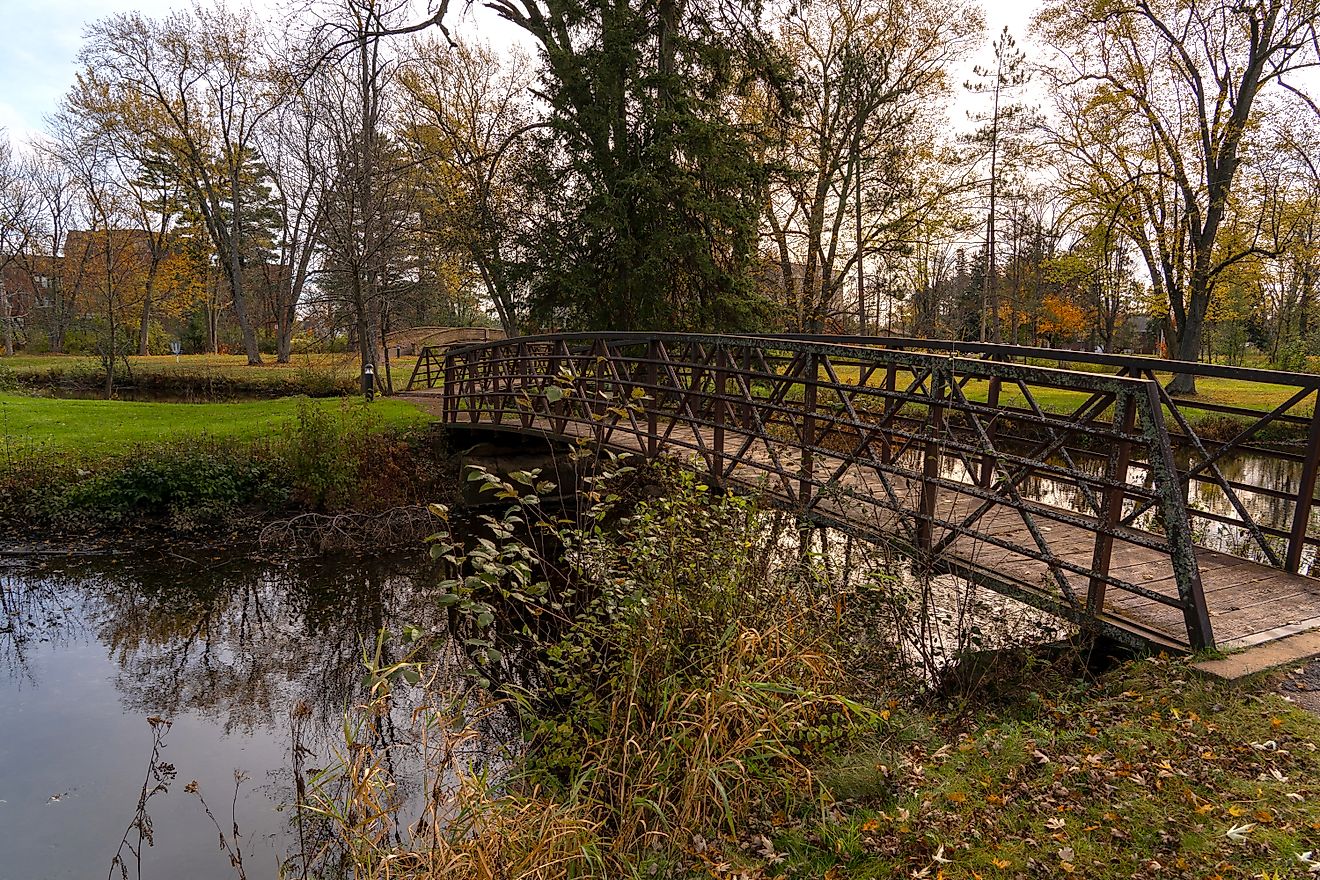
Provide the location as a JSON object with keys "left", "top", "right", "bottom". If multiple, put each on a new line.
{"left": 405, "top": 333, "right": 1320, "bottom": 655}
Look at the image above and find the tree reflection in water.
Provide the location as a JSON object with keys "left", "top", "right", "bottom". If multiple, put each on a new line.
{"left": 0, "top": 551, "right": 509, "bottom": 880}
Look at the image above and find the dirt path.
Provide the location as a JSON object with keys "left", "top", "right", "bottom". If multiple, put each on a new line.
{"left": 1278, "top": 659, "right": 1320, "bottom": 714}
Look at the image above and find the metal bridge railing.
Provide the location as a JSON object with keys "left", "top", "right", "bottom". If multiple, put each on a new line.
{"left": 767, "top": 335, "right": 1320, "bottom": 576}
{"left": 427, "top": 332, "right": 1215, "bottom": 649}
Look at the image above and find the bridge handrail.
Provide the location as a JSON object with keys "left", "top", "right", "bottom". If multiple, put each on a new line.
{"left": 757, "top": 333, "right": 1320, "bottom": 390}
{"left": 434, "top": 332, "right": 1216, "bottom": 649}
{"left": 760, "top": 334, "right": 1320, "bottom": 575}
{"left": 418, "top": 331, "right": 1320, "bottom": 578}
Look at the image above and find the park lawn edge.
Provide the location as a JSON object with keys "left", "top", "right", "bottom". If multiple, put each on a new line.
{"left": 0, "top": 392, "right": 434, "bottom": 458}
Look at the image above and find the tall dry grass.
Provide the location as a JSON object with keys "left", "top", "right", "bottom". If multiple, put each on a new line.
{"left": 294, "top": 460, "right": 909, "bottom": 879}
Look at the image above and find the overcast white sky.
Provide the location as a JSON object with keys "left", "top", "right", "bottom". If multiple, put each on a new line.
{"left": 0, "top": 0, "right": 1040, "bottom": 145}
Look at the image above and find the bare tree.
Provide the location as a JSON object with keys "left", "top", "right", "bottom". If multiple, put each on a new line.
{"left": 400, "top": 38, "right": 539, "bottom": 335}
{"left": 260, "top": 41, "right": 334, "bottom": 362}
{"left": 964, "top": 26, "right": 1033, "bottom": 343}
{"left": 0, "top": 135, "right": 39, "bottom": 357}
{"left": 1038, "top": 0, "right": 1320, "bottom": 391}
{"left": 762, "top": 0, "right": 981, "bottom": 332}
{"left": 78, "top": 3, "right": 281, "bottom": 365}
{"left": 306, "top": 0, "right": 419, "bottom": 392}
{"left": 47, "top": 113, "right": 149, "bottom": 396}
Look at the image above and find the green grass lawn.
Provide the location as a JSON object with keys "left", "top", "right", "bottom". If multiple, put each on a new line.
{"left": 827, "top": 365, "right": 1313, "bottom": 428}
{"left": 0, "top": 392, "right": 433, "bottom": 457}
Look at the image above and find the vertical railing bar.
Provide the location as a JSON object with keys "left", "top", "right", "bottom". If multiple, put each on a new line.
{"left": 918, "top": 364, "right": 946, "bottom": 551}
{"left": 646, "top": 339, "right": 660, "bottom": 458}
{"left": 979, "top": 364, "right": 1002, "bottom": 488}
{"left": 1139, "top": 379, "right": 1213, "bottom": 648}
{"left": 800, "top": 351, "right": 818, "bottom": 509}
{"left": 881, "top": 362, "right": 897, "bottom": 464}
{"left": 1088, "top": 393, "right": 1134, "bottom": 614}
{"left": 713, "top": 346, "right": 727, "bottom": 484}
{"left": 1287, "top": 389, "right": 1320, "bottom": 573}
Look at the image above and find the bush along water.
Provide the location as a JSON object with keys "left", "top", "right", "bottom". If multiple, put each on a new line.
{"left": 296, "top": 453, "right": 898, "bottom": 878}
{"left": 0, "top": 397, "right": 451, "bottom": 543}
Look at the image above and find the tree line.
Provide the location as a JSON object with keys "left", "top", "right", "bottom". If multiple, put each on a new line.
{"left": 0, "top": 0, "right": 1316, "bottom": 391}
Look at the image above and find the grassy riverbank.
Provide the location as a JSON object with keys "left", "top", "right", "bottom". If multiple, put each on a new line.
{"left": 773, "top": 659, "right": 1320, "bottom": 879}
{"left": 0, "top": 391, "right": 430, "bottom": 456}
{"left": 0, "top": 393, "right": 446, "bottom": 542}
{"left": 300, "top": 462, "right": 1320, "bottom": 880}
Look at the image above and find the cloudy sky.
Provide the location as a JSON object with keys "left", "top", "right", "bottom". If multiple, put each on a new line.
{"left": 0, "top": 0, "right": 1040, "bottom": 145}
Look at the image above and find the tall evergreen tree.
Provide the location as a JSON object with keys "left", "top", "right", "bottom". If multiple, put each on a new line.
{"left": 488, "top": 0, "right": 787, "bottom": 331}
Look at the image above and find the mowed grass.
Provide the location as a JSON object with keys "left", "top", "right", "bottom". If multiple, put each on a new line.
{"left": 4, "top": 352, "right": 424, "bottom": 392}
{"left": 828, "top": 365, "right": 1313, "bottom": 423}
{"left": 0, "top": 392, "right": 433, "bottom": 457}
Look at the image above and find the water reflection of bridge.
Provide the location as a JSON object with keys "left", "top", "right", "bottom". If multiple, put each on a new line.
{"left": 404, "top": 333, "right": 1320, "bottom": 656}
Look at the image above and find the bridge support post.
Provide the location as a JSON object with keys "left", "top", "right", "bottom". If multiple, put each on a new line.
{"left": 918, "top": 368, "right": 946, "bottom": 551}
{"left": 1286, "top": 392, "right": 1320, "bottom": 573}
{"left": 800, "top": 352, "right": 818, "bottom": 509}
{"left": 713, "top": 347, "right": 727, "bottom": 486}
{"left": 1139, "top": 382, "right": 1214, "bottom": 649}
{"left": 881, "top": 363, "right": 897, "bottom": 464}
{"left": 1088, "top": 395, "right": 1135, "bottom": 613}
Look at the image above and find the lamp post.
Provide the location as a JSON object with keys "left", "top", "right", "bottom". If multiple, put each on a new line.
{"left": 363, "top": 362, "right": 375, "bottom": 401}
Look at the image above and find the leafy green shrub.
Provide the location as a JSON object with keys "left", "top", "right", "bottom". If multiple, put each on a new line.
{"left": 24, "top": 330, "right": 52, "bottom": 354}
{"left": 63, "top": 327, "right": 99, "bottom": 355}
{"left": 37, "top": 444, "right": 287, "bottom": 525}
{"left": 1274, "top": 335, "right": 1309, "bottom": 372}
{"left": 282, "top": 397, "right": 379, "bottom": 509}
{"left": 292, "top": 362, "right": 355, "bottom": 397}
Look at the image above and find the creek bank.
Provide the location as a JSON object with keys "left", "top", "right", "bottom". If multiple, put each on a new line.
{"left": 307, "top": 458, "right": 1320, "bottom": 880}
{"left": 0, "top": 407, "right": 460, "bottom": 550}
{"left": 15, "top": 365, "right": 357, "bottom": 400}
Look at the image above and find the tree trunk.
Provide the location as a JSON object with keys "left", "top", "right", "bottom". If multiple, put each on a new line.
{"left": 138, "top": 281, "right": 153, "bottom": 356}
{"left": 230, "top": 264, "right": 262, "bottom": 365}
{"left": 276, "top": 299, "right": 295, "bottom": 363}
{"left": 1167, "top": 285, "right": 1210, "bottom": 395}
{"left": 0, "top": 282, "right": 12, "bottom": 357}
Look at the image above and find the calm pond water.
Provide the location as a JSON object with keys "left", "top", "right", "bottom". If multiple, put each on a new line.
{"left": 0, "top": 551, "right": 462, "bottom": 880}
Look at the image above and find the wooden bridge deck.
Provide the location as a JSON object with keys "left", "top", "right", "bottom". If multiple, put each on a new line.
{"left": 406, "top": 391, "right": 1320, "bottom": 654}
